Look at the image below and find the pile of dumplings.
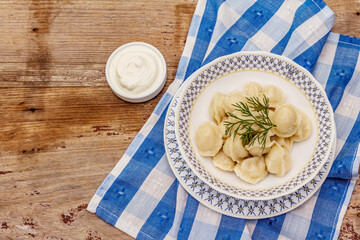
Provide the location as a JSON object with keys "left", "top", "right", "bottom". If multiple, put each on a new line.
{"left": 195, "top": 82, "right": 312, "bottom": 184}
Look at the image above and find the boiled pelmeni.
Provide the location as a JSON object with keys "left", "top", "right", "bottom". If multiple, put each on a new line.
{"left": 209, "top": 92, "right": 226, "bottom": 124}
{"left": 223, "top": 90, "right": 245, "bottom": 113}
{"left": 228, "top": 110, "right": 260, "bottom": 132}
{"left": 262, "top": 85, "right": 286, "bottom": 107}
{"left": 291, "top": 110, "right": 312, "bottom": 141}
{"left": 265, "top": 142, "right": 292, "bottom": 177}
{"left": 213, "top": 151, "right": 236, "bottom": 171}
{"left": 272, "top": 135, "right": 293, "bottom": 152}
{"left": 245, "top": 131, "right": 275, "bottom": 156}
{"left": 243, "top": 82, "right": 262, "bottom": 98}
{"left": 195, "top": 121, "right": 223, "bottom": 156}
{"left": 271, "top": 104, "right": 301, "bottom": 137}
{"left": 234, "top": 156, "right": 268, "bottom": 184}
{"left": 223, "top": 134, "right": 248, "bottom": 162}
{"left": 218, "top": 117, "right": 239, "bottom": 139}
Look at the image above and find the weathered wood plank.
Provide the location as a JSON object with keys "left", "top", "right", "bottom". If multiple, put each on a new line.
{"left": 0, "top": 87, "right": 150, "bottom": 239}
{"left": 326, "top": 0, "right": 360, "bottom": 37}
{"left": 0, "top": 0, "right": 359, "bottom": 239}
{"left": 0, "top": 0, "right": 195, "bottom": 87}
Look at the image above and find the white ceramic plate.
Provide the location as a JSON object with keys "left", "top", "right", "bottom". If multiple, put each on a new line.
{"left": 176, "top": 51, "right": 335, "bottom": 200}
{"left": 164, "top": 84, "right": 336, "bottom": 218}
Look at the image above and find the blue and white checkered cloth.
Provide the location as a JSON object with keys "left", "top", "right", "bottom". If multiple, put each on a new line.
{"left": 88, "top": 0, "right": 360, "bottom": 239}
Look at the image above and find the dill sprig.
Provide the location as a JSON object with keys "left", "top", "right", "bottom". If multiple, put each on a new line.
{"left": 224, "top": 95, "right": 276, "bottom": 150}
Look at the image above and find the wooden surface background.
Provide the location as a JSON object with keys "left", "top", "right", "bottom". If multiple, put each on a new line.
{"left": 0, "top": 0, "right": 359, "bottom": 239}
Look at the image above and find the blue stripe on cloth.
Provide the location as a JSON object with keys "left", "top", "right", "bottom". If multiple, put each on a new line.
{"left": 95, "top": 173, "right": 115, "bottom": 197}
{"left": 224, "top": 0, "right": 257, "bottom": 15}
{"left": 325, "top": 42, "right": 360, "bottom": 110}
{"left": 186, "top": 39, "right": 211, "bottom": 78}
{"left": 96, "top": 204, "right": 120, "bottom": 226}
{"left": 177, "top": 196, "right": 200, "bottom": 240}
{"left": 155, "top": 155, "right": 179, "bottom": 177}
{"left": 305, "top": 178, "right": 350, "bottom": 240}
{"left": 312, "top": 33, "right": 340, "bottom": 86}
{"left": 293, "top": 33, "right": 330, "bottom": 72}
{"left": 334, "top": 113, "right": 355, "bottom": 141}
{"left": 271, "top": 0, "right": 324, "bottom": 55}
{"left": 137, "top": 180, "right": 179, "bottom": 240}
{"left": 280, "top": 213, "right": 313, "bottom": 240}
{"left": 336, "top": 36, "right": 360, "bottom": 99}
{"left": 125, "top": 190, "right": 167, "bottom": 221}
{"left": 141, "top": 111, "right": 167, "bottom": 146}
{"left": 332, "top": 179, "right": 357, "bottom": 240}
{"left": 251, "top": 215, "right": 286, "bottom": 240}
{"left": 329, "top": 112, "right": 360, "bottom": 179}
{"left": 153, "top": 93, "right": 172, "bottom": 116}
{"left": 175, "top": 56, "right": 189, "bottom": 80}
{"left": 312, "top": 0, "right": 328, "bottom": 9}
{"left": 188, "top": 14, "right": 202, "bottom": 37}
{"left": 209, "top": 21, "right": 226, "bottom": 45}
{"left": 241, "top": 41, "right": 262, "bottom": 51}
{"left": 125, "top": 132, "right": 145, "bottom": 157}
{"left": 97, "top": 178, "right": 146, "bottom": 225}
{"left": 189, "top": 221, "right": 220, "bottom": 240}
{"left": 259, "top": 15, "right": 290, "bottom": 41}
{"left": 203, "top": 0, "right": 285, "bottom": 65}
{"left": 215, "top": 215, "right": 246, "bottom": 240}
{"left": 184, "top": 0, "right": 225, "bottom": 80}
{"left": 207, "top": 0, "right": 257, "bottom": 51}
{"left": 339, "top": 34, "right": 360, "bottom": 49}
{"left": 346, "top": 68, "right": 360, "bottom": 98}
{"left": 96, "top": 110, "right": 167, "bottom": 222}
{"left": 131, "top": 138, "right": 165, "bottom": 169}
{"left": 312, "top": 62, "right": 331, "bottom": 86}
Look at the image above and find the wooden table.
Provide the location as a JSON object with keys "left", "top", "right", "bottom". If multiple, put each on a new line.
{"left": 0, "top": 0, "right": 359, "bottom": 239}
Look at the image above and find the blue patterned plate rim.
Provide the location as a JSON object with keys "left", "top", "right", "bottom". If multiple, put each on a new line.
{"left": 164, "top": 82, "right": 336, "bottom": 219}
{"left": 175, "top": 51, "right": 335, "bottom": 200}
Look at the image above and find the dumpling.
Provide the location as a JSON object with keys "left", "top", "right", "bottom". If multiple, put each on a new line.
{"left": 228, "top": 110, "right": 260, "bottom": 132}
{"left": 218, "top": 117, "right": 235, "bottom": 139}
{"left": 213, "top": 151, "right": 236, "bottom": 171}
{"left": 234, "top": 156, "right": 268, "bottom": 184}
{"left": 262, "top": 85, "right": 286, "bottom": 107}
{"left": 209, "top": 92, "right": 226, "bottom": 124}
{"left": 265, "top": 142, "right": 292, "bottom": 177}
{"left": 282, "top": 150, "right": 292, "bottom": 175}
{"left": 195, "top": 121, "right": 223, "bottom": 156}
{"left": 291, "top": 110, "right": 312, "bottom": 141}
{"left": 272, "top": 135, "right": 293, "bottom": 152}
{"left": 271, "top": 104, "right": 301, "bottom": 137}
{"left": 243, "top": 82, "right": 262, "bottom": 98}
{"left": 218, "top": 118, "right": 228, "bottom": 139}
{"left": 220, "top": 114, "right": 248, "bottom": 138}
{"left": 245, "top": 130, "right": 275, "bottom": 156}
{"left": 223, "top": 90, "right": 245, "bottom": 113}
{"left": 223, "top": 134, "right": 249, "bottom": 162}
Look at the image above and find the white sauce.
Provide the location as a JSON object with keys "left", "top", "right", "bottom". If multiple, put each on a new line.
{"left": 109, "top": 44, "right": 164, "bottom": 97}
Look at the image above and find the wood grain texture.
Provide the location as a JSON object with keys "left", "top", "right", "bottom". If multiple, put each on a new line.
{"left": 0, "top": 0, "right": 359, "bottom": 239}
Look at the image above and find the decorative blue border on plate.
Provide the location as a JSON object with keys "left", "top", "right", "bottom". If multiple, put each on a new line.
{"left": 177, "top": 52, "right": 334, "bottom": 199}
{"left": 165, "top": 90, "right": 335, "bottom": 218}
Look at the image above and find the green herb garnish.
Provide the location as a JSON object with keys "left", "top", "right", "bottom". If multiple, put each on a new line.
{"left": 224, "top": 95, "right": 276, "bottom": 150}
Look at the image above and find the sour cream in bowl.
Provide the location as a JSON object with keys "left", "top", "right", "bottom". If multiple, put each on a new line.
{"left": 106, "top": 42, "right": 167, "bottom": 103}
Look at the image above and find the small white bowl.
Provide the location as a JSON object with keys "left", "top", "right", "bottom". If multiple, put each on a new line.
{"left": 105, "top": 42, "right": 167, "bottom": 103}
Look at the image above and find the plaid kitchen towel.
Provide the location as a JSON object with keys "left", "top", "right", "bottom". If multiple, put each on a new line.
{"left": 88, "top": 0, "right": 360, "bottom": 239}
